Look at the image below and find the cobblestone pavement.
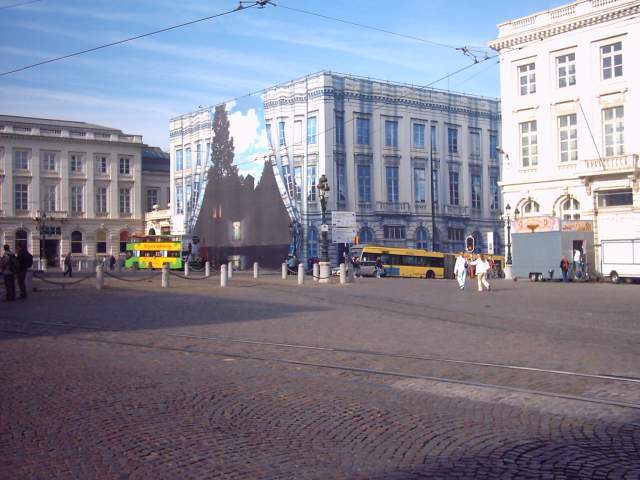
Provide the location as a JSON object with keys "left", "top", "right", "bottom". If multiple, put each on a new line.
{"left": 1, "top": 272, "right": 639, "bottom": 479}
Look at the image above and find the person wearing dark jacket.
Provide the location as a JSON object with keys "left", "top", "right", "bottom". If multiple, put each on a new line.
{"left": 15, "top": 245, "right": 33, "bottom": 299}
{"left": 0, "top": 244, "right": 17, "bottom": 301}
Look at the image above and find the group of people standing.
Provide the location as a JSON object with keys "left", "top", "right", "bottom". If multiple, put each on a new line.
{"left": 0, "top": 244, "right": 33, "bottom": 301}
{"left": 453, "top": 252, "right": 493, "bottom": 292}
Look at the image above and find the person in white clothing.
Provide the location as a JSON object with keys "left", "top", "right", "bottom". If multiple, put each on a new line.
{"left": 471, "top": 254, "right": 491, "bottom": 292}
{"left": 453, "top": 252, "right": 468, "bottom": 290}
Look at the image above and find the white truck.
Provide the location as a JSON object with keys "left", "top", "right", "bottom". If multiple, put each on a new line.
{"left": 600, "top": 239, "right": 640, "bottom": 284}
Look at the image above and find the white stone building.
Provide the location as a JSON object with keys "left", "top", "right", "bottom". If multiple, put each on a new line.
{"left": 490, "top": 0, "right": 640, "bottom": 272}
{"left": 0, "top": 115, "right": 152, "bottom": 268}
{"left": 263, "top": 71, "right": 502, "bottom": 262}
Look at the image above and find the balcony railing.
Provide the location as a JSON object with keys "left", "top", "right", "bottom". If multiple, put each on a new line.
{"left": 357, "top": 202, "right": 373, "bottom": 212}
{"left": 414, "top": 203, "right": 430, "bottom": 213}
{"left": 376, "top": 201, "right": 411, "bottom": 214}
{"left": 578, "top": 154, "right": 638, "bottom": 175}
{"left": 443, "top": 205, "right": 470, "bottom": 217}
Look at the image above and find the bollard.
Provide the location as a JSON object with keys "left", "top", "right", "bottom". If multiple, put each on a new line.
{"left": 184, "top": 261, "right": 190, "bottom": 277}
{"left": 220, "top": 264, "right": 228, "bottom": 287}
{"left": 96, "top": 264, "right": 104, "bottom": 290}
{"left": 339, "top": 263, "right": 346, "bottom": 285}
{"left": 227, "top": 263, "right": 233, "bottom": 280}
{"left": 253, "top": 262, "right": 259, "bottom": 279}
{"left": 313, "top": 263, "right": 319, "bottom": 282}
{"left": 282, "top": 263, "right": 287, "bottom": 280}
{"left": 162, "top": 264, "right": 169, "bottom": 288}
{"left": 298, "top": 263, "right": 304, "bottom": 285}
{"left": 42, "top": 260, "right": 48, "bottom": 273}
{"left": 205, "top": 261, "right": 211, "bottom": 278}
{"left": 77, "top": 260, "right": 82, "bottom": 272}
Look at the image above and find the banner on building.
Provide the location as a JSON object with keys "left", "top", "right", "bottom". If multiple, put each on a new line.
{"left": 513, "top": 216, "right": 559, "bottom": 233}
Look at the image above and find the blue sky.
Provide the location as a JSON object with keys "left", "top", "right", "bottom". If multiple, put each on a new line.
{"left": 1, "top": 0, "right": 565, "bottom": 177}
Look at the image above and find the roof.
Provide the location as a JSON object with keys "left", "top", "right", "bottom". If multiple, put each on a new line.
{"left": 142, "top": 147, "right": 170, "bottom": 172}
{"left": 0, "top": 114, "right": 122, "bottom": 132}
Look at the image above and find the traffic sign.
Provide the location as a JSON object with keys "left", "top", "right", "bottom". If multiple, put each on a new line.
{"left": 331, "top": 211, "right": 357, "bottom": 244}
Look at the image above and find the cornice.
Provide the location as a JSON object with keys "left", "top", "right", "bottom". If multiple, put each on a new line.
{"left": 490, "top": 3, "right": 640, "bottom": 51}
{"left": 0, "top": 132, "right": 146, "bottom": 149}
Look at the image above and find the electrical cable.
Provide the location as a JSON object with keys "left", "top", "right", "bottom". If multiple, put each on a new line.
{"left": 0, "top": 2, "right": 260, "bottom": 77}
{"left": 0, "top": 0, "right": 43, "bottom": 10}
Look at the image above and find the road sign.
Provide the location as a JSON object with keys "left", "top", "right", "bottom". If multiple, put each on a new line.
{"left": 331, "top": 212, "right": 357, "bottom": 244}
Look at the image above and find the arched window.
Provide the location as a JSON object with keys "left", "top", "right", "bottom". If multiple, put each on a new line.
{"left": 119, "top": 230, "right": 129, "bottom": 253}
{"left": 148, "top": 228, "right": 156, "bottom": 236}
{"left": 96, "top": 229, "right": 107, "bottom": 254}
{"left": 415, "top": 228, "right": 428, "bottom": 249}
{"left": 358, "top": 227, "right": 374, "bottom": 245}
{"left": 472, "top": 230, "right": 483, "bottom": 252}
{"left": 71, "top": 231, "right": 83, "bottom": 254}
{"left": 561, "top": 198, "right": 580, "bottom": 220}
{"left": 307, "top": 228, "right": 318, "bottom": 259}
{"left": 522, "top": 200, "right": 540, "bottom": 216}
{"left": 15, "top": 229, "right": 28, "bottom": 251}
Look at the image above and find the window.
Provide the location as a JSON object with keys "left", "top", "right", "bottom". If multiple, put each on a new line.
{"left": 558, "top": 114, "right": 578, "bottom": 163}
{"left": 358, "top": 228, "right": 374, "bottom": 245}
{"left": 119, "top": 188, "right": 131, "bottom": 214}
{"left": 430, "top": 125, "right": 437, "bottom": 152}
{"left": 385, "top": 120, "right": 398, "bottom": 147}
{"left": 176, "top": 186, "right": 183, "bottom": 214}
{"left": 597, "top": 189, "right": 633, "bottom": 208}
{"left": 448, "top": 228, "right": 465, "bottom": 242}
{"left": 15, "top": 229, "right": 27, "bottom": 252}
{"left": 413, "top": 123, "right": 425, "bottom": 149}
{"left": 449, "top": 171, "right": 459, "bottom": 205}
{"left": 489, "top": 134, "right": 498, "bottom": 160}
{"left": 336, "top": 163, "right": 346, "bottom": 202}
{"left": 293, "top": 166, "right": 302, "bottom": 201}
{"left": 146, "top": 189, "right": 159, "bottom": 212}
{"left": 185, "top": 183, "right": 192, "bottom": 212}
{"left": 232, "top": 221, "right": 241, "bottom": 241}
{"left": 413, "top": 168, "right": 426, "bottom": 203}
{"left": 307, "top": 165, "right": 317, "bottom": 201}
{"left": 415, "top": 228, "right": 428, "bottom": 249}
{"left": 470, "top": 131, "right": 481, "bottom": 158}
{"left": 561, "top": 198, "right": 580, "bottom": 220}
{"left": 71, "top": 231, "right": 83, "bottom": 254}
{"left": 185, "top": 148, "right": 192, "bottom": 169}
{"left": 307, "top": 228, "right": 318, "bottom": 258}
{"left": 307, "top": 116, "right": 317, "bottom": 144}
{"left": 70, "top": 185, "right": 83, "bottom": 213}
{"left": 335, "top": 113, "right": 344, "bottom": 145}
{"left": 601, "top": 42, "right": 622, "bottom": 80}
{"left": 15, "top": 183, "right": 28, "bottom": 210}
{"left": 490, "top": 176, "right": 499, "bottom": 211}
{"left": 557, "top": 53, "right": 576, "bottom": 88}
{"left": 44, "top": 184, "right": 57, "bottom": 212}
{"left": 386, "top": 166, "right": 399, "bottom": 203}
{"left": 14, "top": 150, "right": 28, "bottom": 170}
{"left": 603, "top": 106, "right": 624, "bottom": 157}
{"left": 206, "top": 142, "right": 211, "bottom": 165}
{"left": 119, "top": 157, "right": 130, "bottom": 175}
{"left": 384, "top": 225, "right": 406, "bottom": 240}
{"left": 278, "top": 121, "right": 286, "bottom": 146}
{"left": 42, "top": 152, "right": 56, "bottom": 171}
{"left": 519, "top": 63, "right": 536, "bottom": 95}
{"left": 520, "top": 121, "right": 538, "bottom": 167}
{"left": 175, "top": 149, "right": 183, "bottom": 170}
{"left": 471, "top": 174, "right": 482, "bottom": 210}
{"left": 70, "top": 154, "right": 83, "bottom": 173}
{"left": 522, "top": 200, "right": 540, "bottom": 215}
{"left": 196, "top": 143, "right": 202, "bottom": 166}
{"left": 447, "top": 127, "right": 458, "bottom": 154}
{"left": 96, "top": 229, "right": 107, "bottom": 254}
{"left": 96, "top": 187, "right": 107, "bottom": 214}
{"left": 357, "top": 164, "right": 371, "bottom": 202}
{"left": 356, "top": 118, "right": 370, "bottom": 145}
{"left": 96, "top": 155, "right": 108, "bottom": 174}
{"left": 119, "top": 230, "right": 129, "bottom": 253}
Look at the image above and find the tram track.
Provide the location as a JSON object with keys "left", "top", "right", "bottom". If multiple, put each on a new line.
{"left": 3, "top": 319, "right": 640, "bottom": 412}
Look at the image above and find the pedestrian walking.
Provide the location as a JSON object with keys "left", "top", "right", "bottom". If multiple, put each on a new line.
{"left": 15, "top": 245, "right": 33, "bottom": 299}
{"left": 453, "top": 252, "right": 468, "bottom": 290}
{"left": 109, "top": 255, "right": 116, "bottom": 271}
{"left": 352, "top": 256, "right": 361, "bottom": 278}
{"left": 0, "top": 244, "right": 18, "bottom": 302}
{"left": 375, "top": 257, "right": 384, "bottom": 278}
{"left": 560, "top": 256, "right": 570, "bottom": 282}
{"left": 471, "top": 254, "right": 491, "bottom": 292}
{"left": 63, "top": 251, "right": 73, "bottom": 277}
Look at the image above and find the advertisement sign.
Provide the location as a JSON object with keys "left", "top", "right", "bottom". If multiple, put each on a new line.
{"left": 331, "top": 211, "right": 357, "bottom": 243}
{"left": 512, "top": 216, "right": 559, "bottom": 233}
{"left": 561, "top": 220, "right": 593, "bottom": 232}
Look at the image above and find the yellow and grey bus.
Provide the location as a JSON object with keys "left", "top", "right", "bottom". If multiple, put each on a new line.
{"left": 352, "top": 245, "right": 445, "bottom": 279}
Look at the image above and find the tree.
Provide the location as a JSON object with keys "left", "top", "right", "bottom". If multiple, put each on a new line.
{"left": 209, "top": 104, "right": 238, "bottom": 178}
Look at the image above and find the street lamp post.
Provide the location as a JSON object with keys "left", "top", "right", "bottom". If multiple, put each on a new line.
{"left": 502, "top": 204, "right": 519, "bottom": 279}
{"left": 317, "top": 174, "right": 330, "bottom": 283}
{"left": 34, "top": 210, "right": 47, "bottom": 271}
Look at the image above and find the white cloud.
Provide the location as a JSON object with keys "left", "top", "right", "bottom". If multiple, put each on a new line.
{"left": 225, "top": 100, "right": 237, "bottom": 111}
{"left": 228, "top": 108, "right": 267, "bottom": 155}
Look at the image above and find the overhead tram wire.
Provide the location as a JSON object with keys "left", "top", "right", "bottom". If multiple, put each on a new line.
{"left": 0, "top": 0, "right": 44, "bottom": 10}
{"left": 0, "top": 1, "right": 262, "bottom": 77}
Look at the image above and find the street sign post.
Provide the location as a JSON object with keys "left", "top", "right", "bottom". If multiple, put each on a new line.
{"left": 331, "top": 211, "right": 357, "bottom": 244}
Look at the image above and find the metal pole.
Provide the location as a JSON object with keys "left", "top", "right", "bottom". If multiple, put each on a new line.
{"left": 429, "top": 147, "right": 437, "bottom": 251}
{"left": 506, "top": 216, "right": 512, "bottom": 265}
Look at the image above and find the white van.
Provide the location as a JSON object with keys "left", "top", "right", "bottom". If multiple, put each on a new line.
{"left": 600, "top": 239, "right": 640, "bottom": 283}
